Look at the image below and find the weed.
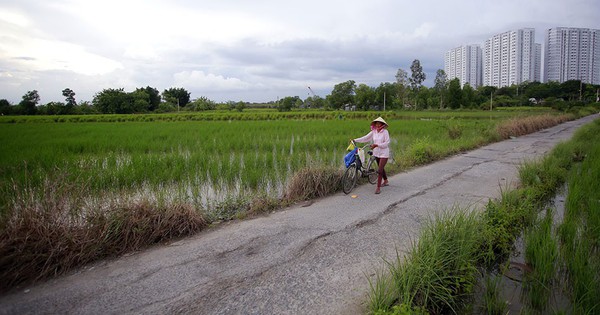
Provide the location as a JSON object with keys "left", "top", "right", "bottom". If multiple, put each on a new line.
{"left": 523, "top": 209, "right": 559, "bottom": 312}
{"left": 481, "top": 275, "right": 509, "bottom": 315}
{"left": 370, "top": 208, "right": 481, "bottom": 314}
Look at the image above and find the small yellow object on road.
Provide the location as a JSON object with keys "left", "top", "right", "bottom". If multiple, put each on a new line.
{"left": 351, "top": 195, "right": 358, "bottom": 198}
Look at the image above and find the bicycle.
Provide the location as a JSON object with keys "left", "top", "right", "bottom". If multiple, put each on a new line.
{"left": 342, "top": 140, "right": 378, "bottom": 194}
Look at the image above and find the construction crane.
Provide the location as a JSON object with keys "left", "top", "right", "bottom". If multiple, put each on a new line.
{"left": 306, "top": 86, "right": 318, "bottom": 109}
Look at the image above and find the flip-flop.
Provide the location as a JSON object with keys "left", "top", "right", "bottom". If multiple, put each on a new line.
{"left": 382, "top": 183, "right": 389, "bottom": 186}
{"left": 375, "top": 189, "right": 381, "bottom": 194}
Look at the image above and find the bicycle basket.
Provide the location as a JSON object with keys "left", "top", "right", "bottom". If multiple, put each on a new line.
{"left": 344, "top": 148, "right": 357, "bottom": 167}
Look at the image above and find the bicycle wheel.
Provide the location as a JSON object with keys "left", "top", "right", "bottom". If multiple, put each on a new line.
{"left": 342, "top": 163, "right": 359, "bottom": 194}
{"left": 366, "top": 157, "right": 378, "bottom": 185}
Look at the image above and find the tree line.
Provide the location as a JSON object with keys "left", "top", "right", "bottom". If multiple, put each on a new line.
{"left": 2, "top": 59, "right": 599, "bottom": 115}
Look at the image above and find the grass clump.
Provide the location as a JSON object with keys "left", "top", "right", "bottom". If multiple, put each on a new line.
{"left": 478, "top": 188, "right": 538, "bottom": 266}
{"left": 369, "top": 208, "right": 481, "bottom": 314}
{"left": 283, "top": 165, "right": 342, "bottom": 202}
{"left": 480, "top": 275, "right": 509, "bottom": 315}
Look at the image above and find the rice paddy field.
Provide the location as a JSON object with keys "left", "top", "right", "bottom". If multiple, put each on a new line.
{"left": 0, "top": 109, "right": 563, "bottom": 217}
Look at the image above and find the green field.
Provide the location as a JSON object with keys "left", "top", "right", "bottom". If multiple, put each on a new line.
{"left": 0, "top": 109, "right": 565, "bottom": 216}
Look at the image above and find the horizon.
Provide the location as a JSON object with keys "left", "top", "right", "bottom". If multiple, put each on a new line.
{"left": 1, "top": 0, "right": 598, "bottom": 105}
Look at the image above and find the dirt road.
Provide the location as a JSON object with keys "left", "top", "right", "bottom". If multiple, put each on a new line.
{"left": 1, "top": 114, "right": 598, "bottom": 315}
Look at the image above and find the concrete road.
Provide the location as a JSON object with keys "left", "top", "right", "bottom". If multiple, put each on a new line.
{"left": 1, "top": 114, "right": 598, "bottom": 315}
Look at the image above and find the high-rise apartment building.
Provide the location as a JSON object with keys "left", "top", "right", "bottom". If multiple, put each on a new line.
{"left": 483, "top": 28, "right": 541, "bottom": 87}
{"left": 544, "top": 27, "right": 600, "bottom": 84}
{"left": 444, "top": 45, "right": 483, "bottom": 88}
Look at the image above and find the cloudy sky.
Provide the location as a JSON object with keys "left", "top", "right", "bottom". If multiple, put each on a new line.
{"left": 0, "top": 0, "right": 598, "bottom": 104}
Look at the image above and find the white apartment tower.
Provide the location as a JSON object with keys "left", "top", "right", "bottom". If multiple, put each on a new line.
{"left": 444, "top": 45, "right": 483, "bottom": 88}
{"left": 544, "top": 27, "right": 600, "bottom": 84}
{"left": 483, "top": 28, "right": 541, "bottom": 87}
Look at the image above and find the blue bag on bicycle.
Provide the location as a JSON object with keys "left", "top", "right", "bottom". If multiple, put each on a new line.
{"left": 344, "top": 148, "right": 357, "bottom": 167}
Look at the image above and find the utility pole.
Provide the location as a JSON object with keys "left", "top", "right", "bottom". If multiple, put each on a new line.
{"left": 490, "top": 91, "right": 493, "bottom": 111}
{"left": 383, "top": 92, "right": 386, "bottom": 111}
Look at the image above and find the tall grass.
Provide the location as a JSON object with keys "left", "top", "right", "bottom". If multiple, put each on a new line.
{"left": 370, "top": 208, "right": 481, "bottom": 314}
{"left": 559, "top": 129, "right": 600, "bottom": 314}
{"left": 523, "top": 208, "right": 559, "bottom": 312}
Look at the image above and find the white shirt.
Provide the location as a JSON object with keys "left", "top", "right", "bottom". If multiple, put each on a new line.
{"left": 354, "top": 129, "right": 390, "bottom": 158}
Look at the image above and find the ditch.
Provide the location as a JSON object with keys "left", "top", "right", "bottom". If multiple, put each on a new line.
{"left": 473, "top": 190, "right": 572, "bottom": 314}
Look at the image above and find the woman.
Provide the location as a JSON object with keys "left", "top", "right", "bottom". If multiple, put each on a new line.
{"left": 353, "top": 117, "right": 390, "bottom": 194}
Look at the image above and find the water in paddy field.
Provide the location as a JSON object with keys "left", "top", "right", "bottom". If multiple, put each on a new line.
{"left": 472, "top": 189, "right": 572, "bottom": 314}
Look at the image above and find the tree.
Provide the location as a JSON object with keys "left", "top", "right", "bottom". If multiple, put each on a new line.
{"left": 395, "top": 68, "right": 409, "bottom": 107}
{"left": 447, "top": 79, "right": 462, "bottom": 109}
{"left": 62, "top": 88, "right": 77, "bottom": 114}
{"left": 409, "top": 59, "right": 426, "bottom": 91}
{"left": 305, "top": 95, "right": 325, "bottom": 109}
{"left": 163, "top": 87, "right": 190, "bottom": 108}
{"left": 462, "top": 83, "right": 476, "bottom": 108}
{"left": 187, "top": 97, "right": 216, "bottom": 111}
{"left": 434, "top": 69, "right": 448, "bottom": 109}
{"left": 375, "top": 82, "right": 398, "bottom": 110}
{"left": 235, "top": 101, "right": 246, "bottom": 112}
{"left": 326, "top": 80, "right": 356, "bottom": 110}
{"left": 19, "top": 90, "right": 40, "bottom": 115}
{"left": 0, "top": 99, "right": 12, "bottom": 115}
{"left": 415, "top": 86, "right": 431, "bottom": 109}
{"left": 93, "top": 88, "right": 130, "bottom": 114}
{"left": 560, "top": 80, "right": 583, "bottom": 101}
{"left": 129, "top": 89, "right": 150, "bottom": 113}
{"left": 277, "top": 96, "right": 299, "bottom": 112}
{"left": 39, "top": 101, "right": 66, "bottom": 115}
{"left": 355, "top": 84, "right": 376, "bottom": 111}
{"left": 136, "top": 86, "right": 161, "bottom": 111}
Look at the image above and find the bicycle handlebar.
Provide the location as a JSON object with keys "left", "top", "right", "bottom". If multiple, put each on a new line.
{"left": 350, "top": 139, "right": 371, "bottom": 150}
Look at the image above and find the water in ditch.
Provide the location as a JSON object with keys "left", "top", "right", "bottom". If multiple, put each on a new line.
{"left": 472, "top": 190, "right": 572, "bottom": 314}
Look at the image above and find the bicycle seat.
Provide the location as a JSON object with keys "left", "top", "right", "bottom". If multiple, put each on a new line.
{"left": 367, "top": 150, "right": 373, "bottom": 155}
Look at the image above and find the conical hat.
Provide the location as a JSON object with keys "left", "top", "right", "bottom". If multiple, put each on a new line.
{"left": 371, "top": 117, "right": 388, "bottom": 126}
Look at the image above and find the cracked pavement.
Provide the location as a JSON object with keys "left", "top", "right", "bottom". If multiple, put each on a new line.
{"left": 1, "top": 114, "right": 598, "bottom": 315}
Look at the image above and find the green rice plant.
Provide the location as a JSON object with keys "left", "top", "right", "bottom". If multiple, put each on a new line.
{"left": 523, "top": 208, "right": 559, "bottom": 312}
{"left": 480, "top": 274, "right": 509, "bottom": 315}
